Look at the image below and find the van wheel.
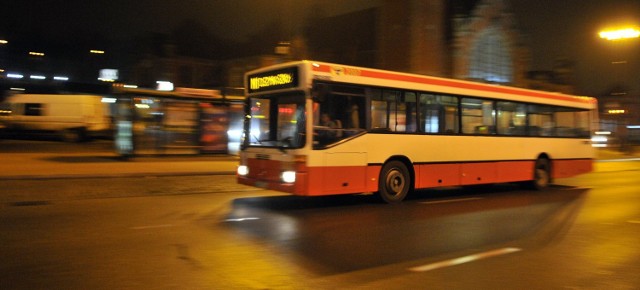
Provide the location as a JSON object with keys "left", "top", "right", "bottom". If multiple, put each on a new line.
{"left": 61, "top": 129, "right": 83, "bottom": 143}
{"left": 377, "top": 160, "right": 411, "bottom": 203}
{"left": 529, "top": 157, "right": 551, "bottom": 190}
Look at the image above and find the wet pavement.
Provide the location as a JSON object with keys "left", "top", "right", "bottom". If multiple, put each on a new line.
{"left": 0, "top": 147, "right": 239, "bottom": 180}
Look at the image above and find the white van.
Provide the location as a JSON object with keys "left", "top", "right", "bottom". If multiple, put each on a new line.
{"left": 0, "top": 94, "right": 111, "bottom": 142}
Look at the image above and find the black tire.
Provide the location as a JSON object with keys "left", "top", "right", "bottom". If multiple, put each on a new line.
{"left": 529, "top": 157, "right": 551, "bottom": 190}
{"left": 61, "top": 128, "right": 84, "bottom": 143}
{"left": 377, "top": 160, "right": 411, "bottom": 203}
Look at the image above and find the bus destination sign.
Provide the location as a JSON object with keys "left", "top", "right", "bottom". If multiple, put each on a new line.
{"left": 247, "top": 67, "right": 299, "bottom": 93}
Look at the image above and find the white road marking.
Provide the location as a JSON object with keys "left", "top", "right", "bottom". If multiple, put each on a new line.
{"left": 224, "top": 217, "right": 261, "bottom": 222}
{"left": 130, "top": 224, "right": 174, "bottom": 230}
{"left": 409, "top": 247, "right": 522, "bottom": 272}
{"left": 558, "top": 187, "right": 590, "bottom": 191}
{"left": 420, "top": 197, "right": 483, "bottom": 205}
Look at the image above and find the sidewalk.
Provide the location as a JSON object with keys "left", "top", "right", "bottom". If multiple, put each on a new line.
{"left": 594, "top": 147, "right": 640, "bottom": 173}
{"left": 0, "top": 152, "right": 239, "bottom": 180}
{"left": 0, "top": 148, "right": 638, "bottom": 180}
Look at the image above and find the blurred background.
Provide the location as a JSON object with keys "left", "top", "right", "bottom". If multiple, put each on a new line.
{"left": 1, "top": 0, "right": 639, "bottom": 147}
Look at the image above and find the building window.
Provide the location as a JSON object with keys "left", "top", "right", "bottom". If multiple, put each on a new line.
{"left": 469, "top": 24, "right": 513, "bottom": 84}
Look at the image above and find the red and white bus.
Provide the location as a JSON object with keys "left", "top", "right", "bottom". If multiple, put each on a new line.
{"left": 237, "top": 61, "right": 597, "bottom": 203}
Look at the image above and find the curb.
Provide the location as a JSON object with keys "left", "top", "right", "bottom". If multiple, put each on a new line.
{"left": 0, "top": 171, "right": 237, "bottom": 181}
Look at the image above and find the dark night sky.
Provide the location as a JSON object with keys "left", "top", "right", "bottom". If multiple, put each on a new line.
{"left": 1, "top": 0, "right": 380, "bottom": 41}
{"left": 511, "top": 0, "right": 640, "bottom": 96}
{"left": 1, "top": 0, "right": 639, "bottom": 96}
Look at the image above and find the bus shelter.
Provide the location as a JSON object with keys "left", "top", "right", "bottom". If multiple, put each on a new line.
{"left": 112, "top": 87, "right": 244, "bottom": 157}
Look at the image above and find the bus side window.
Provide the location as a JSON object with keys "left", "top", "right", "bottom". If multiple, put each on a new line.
{"left": 497, "top": 101, "right": 526, "bottom": 135}
{"left": 528, "top": 104, "right": 554, "bottom": 136}
{"left": 420, "top": 93, "right": 441, "bottom": 133}
{"left": 419, "top": 93, "right": 459, "bottom": 134}
{"left": 555, "top": 109, "right": 581, "bottom": 137}
{"left": 462, "top": 97, "right": 495, "bottom": 134}
{"left": 403, "top": 92, "right": 417, "bottom": 133}
{"left": 574, "top": 110, "right": 590, "bottom": 137}
{"left": 369, "top": 88, "right": 388, "bottom": 131}
{"left": 385, "top": 90, "right": 403, "bottom": 132}
{"left": 344, "top": 100, "right": 366, "bottom": 137}
{"left": 348, "top": 103, "right": 360, "bottom": 129}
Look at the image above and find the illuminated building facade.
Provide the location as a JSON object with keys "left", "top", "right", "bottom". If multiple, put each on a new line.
{"left": 301, "top": 0, "right": 571, "bottom": 93}
{"left": 377, "top": 0, "right": 543, "bottom": 90}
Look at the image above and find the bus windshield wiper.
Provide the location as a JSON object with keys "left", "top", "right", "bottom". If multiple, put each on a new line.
{"left": 278, "top": 137, "right": 292, "bottom": 148}
{"left": 251, "top": 134, "right": 262, "bottom": 144}
{"left": 276, "top": 137, "right": 293, "bottom": 153}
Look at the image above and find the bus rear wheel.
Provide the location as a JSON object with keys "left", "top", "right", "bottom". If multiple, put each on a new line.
{"left": 378, "top": 160, "right": 411, "bottom": 203}
{"left": 529, "top": 157, "right": 551, "bottom": 190}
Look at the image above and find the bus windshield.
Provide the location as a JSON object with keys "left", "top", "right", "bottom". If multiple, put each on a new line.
{"left": 245, "top": 92, "right": 305, "bottom": 149}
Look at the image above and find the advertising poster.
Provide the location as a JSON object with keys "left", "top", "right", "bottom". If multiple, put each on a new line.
{"left": 200, "top": 103, "right": 229, "bottom": 153}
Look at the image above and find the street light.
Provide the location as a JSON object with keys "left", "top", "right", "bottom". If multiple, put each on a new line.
{"left": 599, "top": 28, "right": 640, "bottom": 41}
{"left": 597, "top": 26, "right": 640, "bottom": 152}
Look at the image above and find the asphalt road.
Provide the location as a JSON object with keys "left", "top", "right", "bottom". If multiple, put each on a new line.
{"left": 1, "top": 163, "right": 639, "bottom": 289}
{"left": 0, "top": 137, "right": 114, "bottom": 153}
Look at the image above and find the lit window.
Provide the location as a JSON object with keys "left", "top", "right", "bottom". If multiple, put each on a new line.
{"left": 469, "top": 24, "right": 513, "bottom": 83}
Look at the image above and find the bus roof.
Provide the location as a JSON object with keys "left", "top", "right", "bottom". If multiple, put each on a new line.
{"left": 247, "top": 60, "right": 597, "bottom": 110}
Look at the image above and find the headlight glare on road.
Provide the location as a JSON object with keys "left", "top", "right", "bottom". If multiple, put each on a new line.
{"left": 237, "top": 165, "right": 249, "bottom": 176}
{"left": 281, "top": 171, "right": 296, "bottom": 183}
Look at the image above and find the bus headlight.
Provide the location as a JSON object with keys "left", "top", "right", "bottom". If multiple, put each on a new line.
{"left": 237, "top": 165, "right": 249, "bottom": 176}
{"left": 281, "top": 171, "right": 296, "bottom": 183}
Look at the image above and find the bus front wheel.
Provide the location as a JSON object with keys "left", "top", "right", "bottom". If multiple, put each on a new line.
{"left": 378, "top": 160, "right": 411, "bottom": 203}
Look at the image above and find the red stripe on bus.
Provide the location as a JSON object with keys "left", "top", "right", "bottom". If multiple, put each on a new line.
{"left": 239, "top": 158, "right": 592, "bottom": 196}
{"left": 311, "top": 63, "right": 594, "bottom": 104}
{"left": 415, "top": 161, "right": 534, "bottom": 187}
